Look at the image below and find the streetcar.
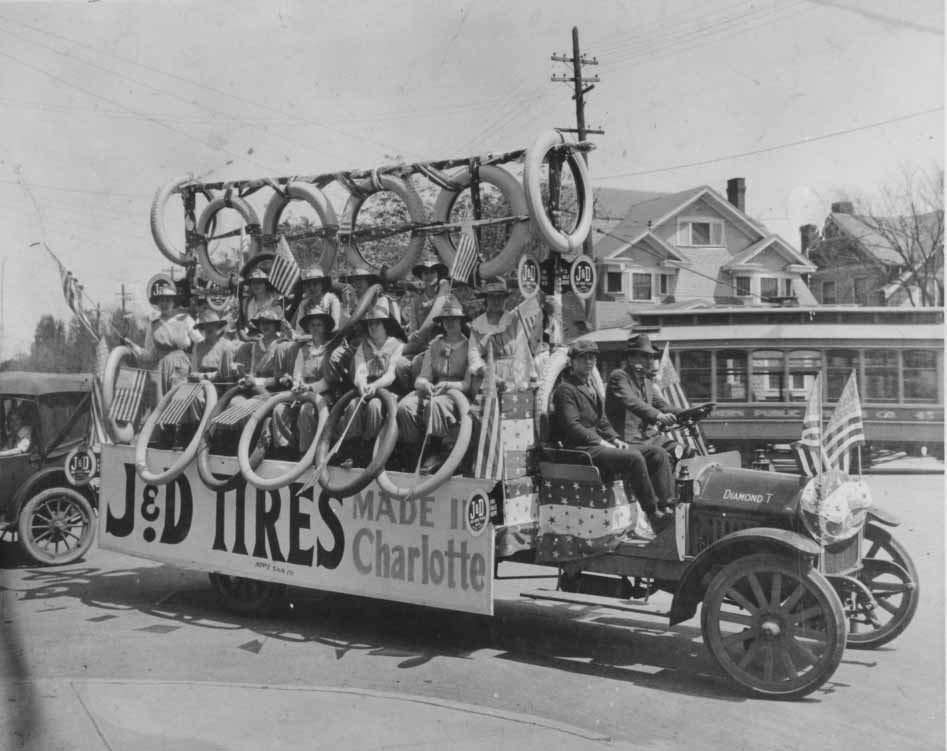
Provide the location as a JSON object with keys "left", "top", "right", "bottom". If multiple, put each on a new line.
{"left": 585, "top": 305, "right": 944, "bottom": 462}
{"left": 92, "top": 131, "right": 918, "bottom": 700}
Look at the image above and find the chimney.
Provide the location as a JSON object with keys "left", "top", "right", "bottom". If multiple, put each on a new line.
{"left": 726, "top": 178, "right": 746, "bottom": 212}
{"left": 799, "top": 224, "right": 819, "bottom": 256}
{"left": 831, "top": 201, "right": 854, "bottom": 214}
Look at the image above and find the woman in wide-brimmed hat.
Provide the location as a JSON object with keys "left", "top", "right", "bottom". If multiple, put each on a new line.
{"left": 291, "top": 265, "right": 342, "bottom": 336}
{"left": 340, "top": 257, "right": 402, "bottom": 332}
{"left": 230, "top": 308, "right": 293, "bottom": 398}
{"left": 409, "top": 257, "right": 449, "bottom": 332}
{"left": 240, "top": 259, "right": 282, "bottom": 334}
{"left": 189, "top": 310, "right": 238, "bottom": 382}
{"left": 395, "top": 295, "right": 475, "bottom": 471}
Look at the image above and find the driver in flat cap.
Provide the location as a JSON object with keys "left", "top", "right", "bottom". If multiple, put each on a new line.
{"left": 552, "top": 339, "right": 672, "bottom": 534}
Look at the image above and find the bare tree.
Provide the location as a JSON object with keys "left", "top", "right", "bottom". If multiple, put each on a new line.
{"left": 854, "top": 164, "right": 944, "bottom": 307}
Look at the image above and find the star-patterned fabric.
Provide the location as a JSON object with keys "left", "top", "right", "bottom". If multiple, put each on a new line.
{"left": 495, "top": 476, "right": 539, "bottom": 557}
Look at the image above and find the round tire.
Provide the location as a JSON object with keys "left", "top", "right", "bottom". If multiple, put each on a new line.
{"left": 522, "top": 130, "right": 594, "bottom": 254}
{"left": 313, "top": 388, "right": 399, "bottom": 498}
{"left": 208, "top": 573, "right": 286, "bottom": 616}
{"left": 150, "top": 177, "right": 215, "bottom": 266}
{"left": 17, "top": 488, "right": 95, "bottom": 566}
{"left": 135, "top": 380, "right": 218, "bottom": 486}
{"left": 429, "top": 165, "right": 530, "bottom": 280}
{"left": 700, "top": 553, "right": 847, "bottom": 700}
{"left": 262, "top": 181, "right": 340, "bottom": 270}
{"left": 195, "top": 383, "right": 268, "bottom": 491}
{"left": 196, "top": 193, "right": 262, "bottom": 286}
{"left": 842, "top": 523, "right": 919, "bottom": 649}
{"left": 376, "top": 389, "right": 472, "bottom": 499}
{"left": 238, "top": 391, "right": 330, "bottom": 491}
{"left": 101, "top": 345, "right": 139, "bottom": 444}
{"left": 338, "top": 173, "right": 427, "bottom": 283}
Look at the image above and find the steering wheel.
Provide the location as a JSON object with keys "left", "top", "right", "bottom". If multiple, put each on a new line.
{"left": 674, "top": 402, "right": 715, "bottom": 428}
{"left": 134, "top": 380, "right": 218, "bottom": 486}
{"left": 312, "top": 387, "right": 399, "bottom": 499}
{"left": 375, "top": 389, "right": 472, "bottom": 500}
{"left": 237, "top": 390, "right": 330, "bottom": 491}
{"left": 195, "top": 382, "right": 268, "bottom": 491}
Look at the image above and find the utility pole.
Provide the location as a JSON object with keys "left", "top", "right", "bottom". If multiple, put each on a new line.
{"left": 551, "top": 26, "right": 603, "bottom": 330}
{"left": 116, "top": 283, "right": 133, "bottom": 337}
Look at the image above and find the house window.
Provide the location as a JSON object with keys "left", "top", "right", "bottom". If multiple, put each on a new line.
{"left": 903, "top": 350, "right": 938, "bottom": 402}
{"left": 783, "top": 278, "right": 794, "bottom": 297}
{"left": 632, "top": 273, "right": 652, "bottom": 300}
{"left": 716, "top": 350, "right": 748, "bottom": 401}
{"left": 822, "top": 280, "right": 837, "bottom": 304}
{"left": 679, "top": 350, "right": 712, "bottom": 401}
{"left": 751, "top": 350, "right": 785, "bottom": 401}
{"left": 761, "top": 277, "right": 779, "bottom": 300}
{"left": 605, "top": 271, "right": 623, "bottom": 294}
{"left": 659, "top": 273, "right": 670, "bottom": 296}
{"left": 788, "top": 350, "right": 821, "bottom": 401}
{"left": 864, "top": 350, "right": 898, "bottom": 403}
{"left": 826, "top": 350, "right": 858, "bottom": 400}
{"left": 678, "top": 219, "right": 724, "bottom": 246}
{"left": 735, "top": 276, "right": 751, "bottom": 297}
{"left": 853, "top": 277, "right": 870, "bottom": 305}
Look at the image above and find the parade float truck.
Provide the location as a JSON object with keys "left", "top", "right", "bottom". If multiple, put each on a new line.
{"left": 91, "top": 131, "right": 917, "bottom": 700}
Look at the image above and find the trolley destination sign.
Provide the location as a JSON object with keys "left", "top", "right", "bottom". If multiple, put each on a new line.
{"left": 100, "top": 446, "right": 495, "bottom": 615}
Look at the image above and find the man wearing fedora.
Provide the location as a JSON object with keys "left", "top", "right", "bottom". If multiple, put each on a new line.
{"left": 605, "top": 333, "right": 683, "bottom": 509}
{"left": 553, "top": 339, "right": 673, "bottom": 534}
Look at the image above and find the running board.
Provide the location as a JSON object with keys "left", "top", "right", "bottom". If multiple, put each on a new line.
{"left": 521, "top": 588, "right": 670, "bottom": 618}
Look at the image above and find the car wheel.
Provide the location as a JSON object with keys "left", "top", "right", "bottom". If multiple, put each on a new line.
{"left": 17, "top": 488, "right": 96, "bottom": 566}
{"left": 700, "top": 552, "right": 846, "bottom": 700}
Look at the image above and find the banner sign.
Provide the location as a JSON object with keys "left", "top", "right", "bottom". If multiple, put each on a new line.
{"left": 569, "top": 255, "right": 597, "bottom": 300}
{"left": 516, "top": 255, "right": 540, "bottom": 299}
{"left": 99, "top": 446, "right": 495, "bottom": 615}
{"left": 65, "top": 447, "right": 97, "bottom": 487}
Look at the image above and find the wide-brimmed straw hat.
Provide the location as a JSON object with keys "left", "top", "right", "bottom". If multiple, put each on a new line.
{"left": 433, "top": 296, "right": 467, "bottom": 322}
{"left": 362, "top": 303, "right": 406, "bottom": 341}
{"left": 298, "top": 302, "right": 336, "bottom": 332}
{"left": 250, "top": 307, "right": 283, "bottom": 327}
{"left": 148, "top": 275, "right": 178, "bottom": 304}
{"left": 476, "top": 278, "right": 509, "bottom": 297}
{"left": 412, "top": 259, "right": 449, "bottom": 280}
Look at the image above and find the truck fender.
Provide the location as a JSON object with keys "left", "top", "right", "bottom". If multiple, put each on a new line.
{"left": 12, "top": 467, "right": 97, "bottom": 517}
{"left": 667, "top": 528, "right": 821, "bottom": 627}
{"left": 867, "top": 505, "right": 900, "bottom": 527}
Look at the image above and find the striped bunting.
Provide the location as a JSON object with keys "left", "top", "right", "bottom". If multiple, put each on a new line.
{"left": 109, "top": 368, "right": 149, "bottom": 424}
{"left": 449, "top": 223, "right": 479, "bottom": 285}
{"left": 791, "top": 441, "right": 821, "bottom": 478}
{"left": 268, "top": 235, "right": 301, "bottom": 296}
{"left": 823, "top": 371, "right": 865, "bottom": 470}
{"left": 89, "top": 376, "right": 111, "bottom": 446}
{"left": 212, "top": 394, "right": 268, "bottom": 427}
{"left": 157, "top": 383, "right": 202, "bottom": 426}
{"left": 473, "top": 346, "right": 504, "bottom": 482}
{"left": 654, "top": 343, "right": 708, "bottom": 456}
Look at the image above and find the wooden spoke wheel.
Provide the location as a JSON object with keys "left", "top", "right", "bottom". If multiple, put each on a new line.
{"left": 17, "top": 488, "right": 96, "bottom": 566}
{"left": 840, "top": 523, "right": 919, "bottom": 649}
{"left": 207, "top": 573, "right": 286, "bottom": 616}
{"left": 700, "top": 553, "right": 846, "bottom": 700}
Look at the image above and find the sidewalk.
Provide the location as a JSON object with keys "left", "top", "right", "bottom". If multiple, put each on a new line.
{"left": 6, "top": 678, "right": 637, "bottom": 751}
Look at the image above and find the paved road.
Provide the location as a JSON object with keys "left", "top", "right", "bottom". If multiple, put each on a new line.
{"left": 1, "top": 473, "right": 943, "bottom": 750}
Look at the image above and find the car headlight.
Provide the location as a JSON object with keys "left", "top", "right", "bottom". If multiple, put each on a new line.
{"left": 799, "top": 467, "right": 872, "bottom": 545}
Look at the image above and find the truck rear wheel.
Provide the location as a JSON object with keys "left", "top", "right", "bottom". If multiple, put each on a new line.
{"left": 700, "top": 553, "right": 846, "bottom": 700}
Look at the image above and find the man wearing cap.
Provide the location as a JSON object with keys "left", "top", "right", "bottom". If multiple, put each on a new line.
{"left": 396, "top": 295, "right": 476, "bottom": 471}
{"left": 552, "top": 339, "right": 672, "bottom": 533}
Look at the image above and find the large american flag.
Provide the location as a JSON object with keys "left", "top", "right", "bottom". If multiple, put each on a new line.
{"left": 823, "top": 371, "right": 865, "bottom": 472}
{"left": 474, "top": 346, "right": 504, "bottom": 481}
{"left": 59, "top": 266, "right": 99, "bottom": 340}
{"left": 268, "top": 235, "right": 301, "bottom": 296}
{"left": 212, "top": 394, "right": 269, "bottom": 427}
{"left": 109, "top": 368, "right": 149, "bottom": 424}
{"left": 157, "top": 383, "right": 203, "bottom": 426}
{"left": 794, "top": 372, "right": 831, "bottom": 476}
{"left": 653, "top": 343, "right": 707, "bottom": 456}
{"left": 449, "top": 222, "right": 479, "bottom": 285}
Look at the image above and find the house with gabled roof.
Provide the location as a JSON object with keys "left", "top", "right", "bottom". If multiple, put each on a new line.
{"left": 591, "top": 179, "right": 817, "bottom": 330}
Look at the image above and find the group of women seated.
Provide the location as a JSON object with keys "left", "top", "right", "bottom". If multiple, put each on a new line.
{"left": 131, "top": 251, "right": 551, "bottom": 476}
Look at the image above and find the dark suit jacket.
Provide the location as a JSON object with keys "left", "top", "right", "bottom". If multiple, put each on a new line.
{"left": 552, "top": 370, "right": 619, "bottom": 449}
{"left": 605, "top": 367, "right": 680, "bottom": 442}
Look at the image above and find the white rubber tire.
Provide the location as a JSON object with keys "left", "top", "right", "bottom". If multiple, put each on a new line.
{"left": 150, "top": 177, "right": 215, "bottom": 266}
{"left": 261, "top": 181, "right": 340, "bottom": 270}
{"left": 523, "top": 130, "right": 594, "bottom": 254}
{"left": 338, "top": 174, "right": 427, "bottom": 283}
{"left": 102, "top": 345, "right": 138, "bottom": 444}
{"left": 429, "top": 165, "right": 530, "bottom": 280}
{"left": 195, "top": 194, "right": 262, "bottom": 287}
{"left": 135, "top": 380, "right": 218, "bottom": 486}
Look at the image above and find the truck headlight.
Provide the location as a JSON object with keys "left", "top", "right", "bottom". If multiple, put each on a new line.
{"left": 799, "top": 468, "right": 872, "bottom": 545}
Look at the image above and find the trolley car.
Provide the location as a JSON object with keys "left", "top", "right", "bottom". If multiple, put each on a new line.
{"left": 585, "top": 306, "right": 944, "bottom": 461}
{"left": 92, "top": 132, "right": 918, "bottom": 700}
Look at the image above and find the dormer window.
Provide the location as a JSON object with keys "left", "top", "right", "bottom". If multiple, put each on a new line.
{"left": 678, "top": 218, "right": 724, "bottom": 246}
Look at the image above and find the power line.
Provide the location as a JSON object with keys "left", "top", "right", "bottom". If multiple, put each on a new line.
{"left": 596, "top": 107, "right": 944, "bottom": 180}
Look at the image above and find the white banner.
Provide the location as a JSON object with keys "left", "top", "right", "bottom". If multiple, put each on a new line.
{"left": 99, "top": 446, "right": 495, "bottom": 615}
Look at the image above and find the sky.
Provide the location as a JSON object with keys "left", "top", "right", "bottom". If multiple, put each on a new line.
{"left": 0, "top": 0, "right": 942, "bottom": 358}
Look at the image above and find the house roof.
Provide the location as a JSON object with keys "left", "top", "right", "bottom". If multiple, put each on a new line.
{"left": 593, "top": 187, "right": 670, "bottom": 219}
{"left": 602, "top": 230, "right": 689, "bottom": 264}
{"left": 722, "top": 235, "right": 816, "bottom": 272}
{"left": 828, "top": 211, "right": 943, "bottom": 266}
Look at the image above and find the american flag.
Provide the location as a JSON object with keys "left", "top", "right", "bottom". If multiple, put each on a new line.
{"left": 511, "top": 295, "right": 542, "bottom": 386}
{"left": 449, "top": 222, "right": 479, "bottom": 285}
{"left": 653, "top": 343, "right": 708, "bottom": 456}
{"left": 794, "top": 372, "right": 831, "bottom": 475}
{"left": 823, "top": 371, "right": 865, "bottom": 472}
{"left": 473, "top": 346, "right": 504, "bottom": 481}
{"left": 109, "top": 368, "right": 149, "bottom": 424}
{"left": 268, "top": 235, "right": 301, "bottom": 296}
{"left": 59, "top": 266, "right": 99, "bottom": 340}
{"left": 212, "top": 394, "right": 269, "bottom": 427}
{"left": 157, "top": 383, "right": 203, "bottom": 426}
{"left": 89, "top": 376, "right": 111, "bottom": 447}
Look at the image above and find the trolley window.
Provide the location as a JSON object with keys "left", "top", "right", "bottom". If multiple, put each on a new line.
{"left": 864, "top": 350, "right": 898, "bottom": 403}
{"left": 751, "top": 350, "right": 784, "bottom": 402}
{"left": 827, "top": 349, "right": 858, "bottom": 400}
{"left": 903, "top": 349, "right": 939, "bottom": 403}
{"left": 716, "top": 350, "right": 747, "bottom": 401}
{"left": 679, "top": 350, "right": 711, "bottom": 401}
{"left": 788, "top": 350, "right": 820, "bottom": 401}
